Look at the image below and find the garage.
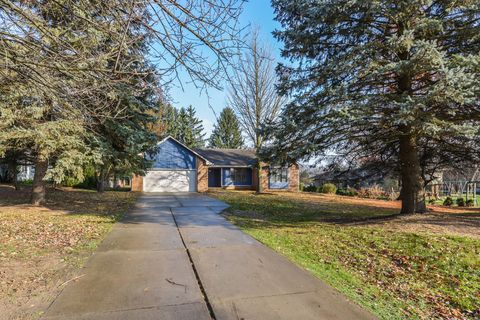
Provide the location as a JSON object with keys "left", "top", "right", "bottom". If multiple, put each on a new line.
{"left": 143, "top": 170, "right": 196, "bottom": 192}
{"left": 136, "top": 136, "right": 208, "bottom": 193}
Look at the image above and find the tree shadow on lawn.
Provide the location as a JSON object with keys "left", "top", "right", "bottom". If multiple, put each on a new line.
{"left": 0, "top": 184, "right": 133, "bottom": 219}
{"left": 218, "top": 191, "right": 480, "bottom": 238}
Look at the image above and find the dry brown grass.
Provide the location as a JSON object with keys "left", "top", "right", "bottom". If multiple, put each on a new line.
{"left": 0, "top": 185, "right": 137, "bottom": 320}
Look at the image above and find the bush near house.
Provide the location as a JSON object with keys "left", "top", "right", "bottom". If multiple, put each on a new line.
{"left": 443, "top": 197, "right": 454, "bottom": 206}
{"left": 336, "top": 187, "right": 358, "bottom": 197}
{"left": 303, "top": 185, "right": 318, "bottom": 192}
{"left": 321, "top": 183, "right": 337, "bottom": 194}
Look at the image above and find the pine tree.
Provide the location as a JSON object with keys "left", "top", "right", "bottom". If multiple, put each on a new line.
{"left": 148, "top": 103, "right": 179, "bottom": 140}
{"left": 209, "top": 107, "right": 244, "bottom": 148}
{"left": 0, "top": 1, "right": 157, "bottom": 202}
{"left": 176, "top": 106, "right": 205, "bottom": 148}
{"left": 1, "top": 1, "right": 245, "bottom": 204}
{"left": 269, "top": 0, "right": 480, "bottom": 214}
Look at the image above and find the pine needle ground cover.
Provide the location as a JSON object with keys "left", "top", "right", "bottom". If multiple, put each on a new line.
{"left": 210, "top": 190, "right": 480, "bottom": 320}
{"left": 0, "top": 186, "right": 138, "bottom": 319}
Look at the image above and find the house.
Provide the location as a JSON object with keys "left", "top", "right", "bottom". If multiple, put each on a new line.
{"left": 0, "top": 163, "right": 35, "bottom": 183}
{"left": 131, "top": 136, "right": 299, "bottom": 193}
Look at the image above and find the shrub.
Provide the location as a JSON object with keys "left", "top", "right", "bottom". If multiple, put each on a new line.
{"left": 456, "top": 197, "right": 465, "bottom": 207}
{"left": 428, "top": 198, "right": 436, "bottom": 204}
{"left": 63, "top": 176, "right": 82, "bottom": 187}
{"left": 337, "top": 188, "right": 358, "bottom": 197}
{"left": 358, "top": 185, "right": 386, "bottom": 199}
{"left": 347, "top": 187, "right": 358, "bottom": 196}
{"left": 387, "top": 190, "right": 400, "bottom": 201}
{"left": 299, "top": 183, "right": 305, "bottom": 191}
{"left": 321, "top": 183, "right": 337, "bottom": 194}
{"left": 443, "top": 196, "right": 453, "bottom": 206}
{"left": 303, "top": 185, "right": 317, "bottom": 192}
{"left": 466, "top": 199, "right": 475, "bottom": 207}
{"left": 19, "top": 179, "right": 33, "bottom": 186}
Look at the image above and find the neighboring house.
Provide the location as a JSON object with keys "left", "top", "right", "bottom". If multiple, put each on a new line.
{"left": 132, "top": 136, "right": 299, "bottom": 193}
{"left": 0, "top": 163, "right": 35, "bottom": 182}
{"left": 17, "top": 165, "right": 35, "bottom": 181}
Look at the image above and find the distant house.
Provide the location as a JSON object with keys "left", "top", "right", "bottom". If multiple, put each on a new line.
{"left": 0, "top": 163, "right": 35, "bottom": 183}
{"left": 132, "top": 136, "right": 299, "bottom": 193}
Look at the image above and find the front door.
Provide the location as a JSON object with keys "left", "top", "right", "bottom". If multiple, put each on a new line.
{"left": 208, "top": 168, "right": 222, "bottom": 187}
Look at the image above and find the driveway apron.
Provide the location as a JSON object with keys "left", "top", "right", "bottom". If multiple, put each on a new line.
{"left": 43, "top": 193, "right": 375, "bottom": 320}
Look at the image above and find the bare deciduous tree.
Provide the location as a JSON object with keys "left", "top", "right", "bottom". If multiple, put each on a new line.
{"left": 227, "top": 29, "right": 287, "bottom": 192}
{"left": 0, "top": 0, "right": 245, "bottom": 205}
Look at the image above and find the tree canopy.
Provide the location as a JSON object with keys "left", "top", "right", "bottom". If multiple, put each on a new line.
{"left": 0, "top": 0, "right": 245, "bottom": 204}
{"left": 209, "top": 107, "right": 244, "bottom": 149}
{"left": 177, "top": 106, "right": 206, "bottom": 148}
{"left": 227, "top": 29, "right": 285, "bottom": 151}
{"left": 269, "top": 0, "right": 480, "bottom": 213}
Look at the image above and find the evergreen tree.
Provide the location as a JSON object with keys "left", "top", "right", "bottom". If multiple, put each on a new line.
{"left": 0, "top": 1, "right": 157, "bottom": 202}
{"left": 0, "top": 1, "right": 245, "bottom": 204}
{"left": 148, "top": 103, "right": 179, "bottom": 140}
{"left": 176, "top": 106, "right": 205, "bottom": 148}
{"left": 209, "top": 107, "right": 244, "bottom": 148}
{"left": 269, "top": 0, "right": 480, "bottom": 214}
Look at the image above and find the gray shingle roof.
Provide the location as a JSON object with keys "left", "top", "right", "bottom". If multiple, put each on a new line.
{"left": 193, "top": 148, "right": 257, "bottom": 167}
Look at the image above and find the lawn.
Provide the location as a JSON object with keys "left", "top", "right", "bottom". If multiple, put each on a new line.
{"left": 0, "top": 185, "right": 138, "bottom": 320}
{"left": 209, "top": 190, "right": 480, "bottom": 320}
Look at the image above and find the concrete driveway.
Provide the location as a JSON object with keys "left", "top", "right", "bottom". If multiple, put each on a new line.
{"left": 43, "top": 194, "right": 374, "bottom": 320}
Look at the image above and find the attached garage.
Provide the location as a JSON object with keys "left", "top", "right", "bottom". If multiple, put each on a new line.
{"left": 143, "top": 170, "right": 196, "bottom": 192}
{"left": 139, "top": 137, "right": 208, "bottom": 193}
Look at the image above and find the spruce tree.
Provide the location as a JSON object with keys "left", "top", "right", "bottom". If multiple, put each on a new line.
{"left": 1, "top": 1, "right": 245, "bottom": 204}
{"left": 209, "top": 107, "right": 244, "bottom": 149}
{"left": 269, "top": 0, "right": 480, "bottom": 214}
{"left": 148, "top": 103, "right": 180, "bottom": 140}
{"left": 0, "top": 1, "right": 157, "bottom": 202}
{"left": 176, "top": 106, "right": 205, "bottom": 148}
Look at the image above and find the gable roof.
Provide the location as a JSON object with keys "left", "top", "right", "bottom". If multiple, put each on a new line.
{"left": 158, "top": 136, "right": 210, "bottom": 163}
{"left": 194, "top": 148, "right": 257, "bottom": 167}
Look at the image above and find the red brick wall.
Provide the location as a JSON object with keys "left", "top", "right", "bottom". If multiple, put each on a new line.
{"left": 131, "top": 174, "right": 143, "bottom": 192}
{"left": 197, "top": 157, "right": 208, "bottom": 193}
{"left": 287, "top": 163, "right": 300, "bottom": 192}
{"left": 258, "top": 163, "right": 300, "bottom": 193}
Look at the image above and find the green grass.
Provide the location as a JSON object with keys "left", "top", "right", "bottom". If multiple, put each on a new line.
{"left": 427, "top": 195, "right": 480, "bottom": 207}
{"left": 211, "top": 190, "right": 480, "bottom": 320}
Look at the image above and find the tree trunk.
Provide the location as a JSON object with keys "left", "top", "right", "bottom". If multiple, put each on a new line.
{"left": 31, "top": 158, "right": 48, "bottom": 206}
{"left": 257, "top": 164, "right": 263, "bottom": 194}
{"left": 7, "top": 161, "right": 18, "bottom": 190}
{"left": 399, "top": 135, "right": 426, "bottom": 214}
{"left": 96, "top": 168, "right": 107, "bottom": 192}
{"left": 97, "top": 180, "right": 106, "bottom": 193}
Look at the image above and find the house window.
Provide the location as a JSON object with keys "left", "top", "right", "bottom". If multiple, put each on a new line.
{"left": 269, "top": 167, "right": 289, "bottom": 189}
{"left": 231, "top": 168, "right": 251, "bottom": 185}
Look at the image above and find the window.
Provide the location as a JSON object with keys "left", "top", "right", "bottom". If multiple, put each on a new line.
{"left": 231, "top": 168, "right": 251, "bottom": 185}
{"left": 270, "top": 167, "right": 288, "bottom": 183}
{"left": 269, "top": 167, "right": 289, "bottom": 189}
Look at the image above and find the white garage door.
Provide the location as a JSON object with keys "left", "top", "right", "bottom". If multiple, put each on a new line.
{"left": 143, "top": 170, "right": 196, "bottom": 192}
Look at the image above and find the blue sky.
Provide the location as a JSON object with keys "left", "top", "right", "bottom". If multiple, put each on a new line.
{"left": 167, "top": 1, "right": 281, "bottom": 136}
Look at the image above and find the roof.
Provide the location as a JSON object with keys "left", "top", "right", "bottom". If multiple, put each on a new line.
{"left": 158, "top": 136, "right": 210, "bottom": 163}
{"left": 194, "top": 148, "right": 257, "bottom": 167}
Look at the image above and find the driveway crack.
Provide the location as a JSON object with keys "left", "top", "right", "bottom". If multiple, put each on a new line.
{"left": 169, "top": 207, "right": 216, "bottom": 320}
